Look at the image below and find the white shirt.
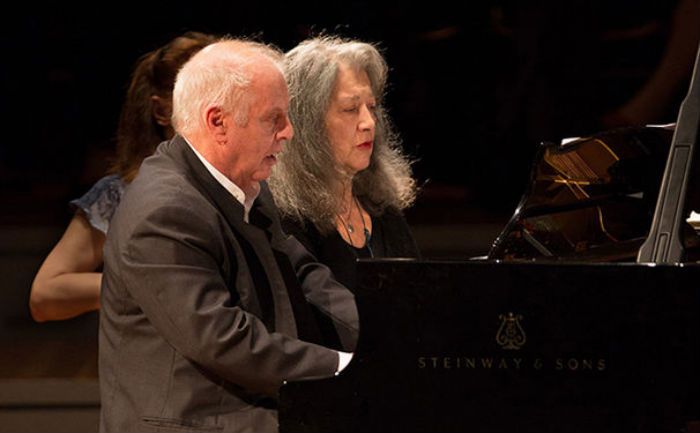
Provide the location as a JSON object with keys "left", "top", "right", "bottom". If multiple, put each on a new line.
{"left": 185, "top": 139, "right": 258, "bottom": 222}
{"left": 336, "top": 351, "right": 354, "bottom": 374}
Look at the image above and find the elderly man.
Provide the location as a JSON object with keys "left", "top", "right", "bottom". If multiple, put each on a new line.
{"left": 98, "top": 39, "right": 359, "bottom": 433}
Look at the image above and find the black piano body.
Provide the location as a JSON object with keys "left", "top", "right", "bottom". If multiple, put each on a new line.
{"left": 280, "top": 260, "right": 700, "bottom": 432}
{"left": 279, "top": 126, "right": 700, "bottom": 432}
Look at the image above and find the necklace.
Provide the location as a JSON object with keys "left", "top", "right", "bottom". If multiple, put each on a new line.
{"left": 337, "top": 196, "right": 374, "bottom": 257}
{"left": 337, "top": 200, "right": 356, "bottom": 237}
{"left": 337, "top": 196, "right": 357, "bottom": 234}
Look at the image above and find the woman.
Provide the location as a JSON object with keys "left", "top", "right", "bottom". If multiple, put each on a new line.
{"left": 29, "top": 31, "right": 216, "bottom": 322}
{"left": 269, "top": 36, "right": 419, "bottom": 291}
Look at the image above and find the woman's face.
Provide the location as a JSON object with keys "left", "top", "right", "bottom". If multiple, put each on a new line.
{"left": 325, "top": 64, "right": 376, "bottom": 177}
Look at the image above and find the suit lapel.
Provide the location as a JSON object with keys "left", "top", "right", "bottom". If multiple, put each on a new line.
{"left": 163, "top": 136, "right": 322, "bottom": 343}
{"left": 163, "top": 136, "right": 279, "bottom": 331}
{"left": 251, "top": 187, "right": 324, "bottom": 345}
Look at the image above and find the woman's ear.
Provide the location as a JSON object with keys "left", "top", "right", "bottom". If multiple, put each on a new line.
{"left": 151, "top": 95, "right": 172, "bottom": 127}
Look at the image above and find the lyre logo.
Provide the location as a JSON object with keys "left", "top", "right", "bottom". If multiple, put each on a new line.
{"left": 496, "top": 312, "right": 526, "bottom": 350}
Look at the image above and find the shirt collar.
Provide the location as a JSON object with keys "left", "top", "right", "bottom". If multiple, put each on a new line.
{"left": 184, "top": 137, "right": 258, "bottom": 222}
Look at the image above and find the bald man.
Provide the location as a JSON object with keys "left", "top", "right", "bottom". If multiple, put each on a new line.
{"left": 99, "top": 39, "right": 358, "bottom": 433}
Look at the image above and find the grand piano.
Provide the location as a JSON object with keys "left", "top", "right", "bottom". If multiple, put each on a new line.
{"left": 279, "top": 46, "right": 700, "bottom": 432}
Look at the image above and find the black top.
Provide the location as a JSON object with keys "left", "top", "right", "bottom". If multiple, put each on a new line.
{"left": 281, "top": 206, "right": 420, "bottom": 292}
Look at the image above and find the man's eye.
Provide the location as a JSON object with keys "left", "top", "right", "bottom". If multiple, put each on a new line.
{"left": 271, "top": 115, "right": 285, "bottom": 132}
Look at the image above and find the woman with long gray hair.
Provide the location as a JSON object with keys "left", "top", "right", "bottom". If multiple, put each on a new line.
{"left": 269, "top": 36, "right": 419, "bottom": 291}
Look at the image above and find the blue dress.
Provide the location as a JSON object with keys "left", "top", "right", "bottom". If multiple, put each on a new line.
{"left": 69, "top": 174, "right": 125, "bottom": 234}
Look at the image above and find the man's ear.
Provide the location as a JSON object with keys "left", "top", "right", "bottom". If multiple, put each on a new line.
{"left": 205, "top": 106, "right": 228, "bottom": 143}
{"left": 151, "top": 95, "right": 172, "bottom": 127}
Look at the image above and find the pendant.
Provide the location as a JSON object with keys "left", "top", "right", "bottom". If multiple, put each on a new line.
{"left": 347, "top": 224, "right": 355, "bottom": 234}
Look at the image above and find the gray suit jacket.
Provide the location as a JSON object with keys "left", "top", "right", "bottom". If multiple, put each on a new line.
{"left": 99, "top": 136, "right": 359, "bottom": 433}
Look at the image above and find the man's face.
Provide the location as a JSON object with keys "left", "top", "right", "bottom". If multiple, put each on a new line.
{"left": 225, "top": 65, "right": 293, "bottom": 193}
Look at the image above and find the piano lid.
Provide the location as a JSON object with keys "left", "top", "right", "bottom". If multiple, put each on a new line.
{"left": 637, "top": 41, "right": 700, "bottom": 263}
{"left": 488, "top": 126, "right": 700, "bottom": 262}
{"left": 490, "top": 43, "right": 700, "bottom": 263}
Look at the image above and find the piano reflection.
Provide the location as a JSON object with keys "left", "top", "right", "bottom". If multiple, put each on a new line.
{"left": 279, "top": 44, "right": 700, "bottom": 433}
{"left": 489, "top": 125, "right": 700, "bottom": 263}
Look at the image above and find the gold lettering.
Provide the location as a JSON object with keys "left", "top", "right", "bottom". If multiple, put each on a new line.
{"left": 417, "top": 355, "right": 606, "bottom": 372}
{"left": 567, "top": 358, "right": 579, "bottom": 370}
{"left": 598, "top": 359, "right": 606, "bottom": 371}
{"left": 534, "top": 358, "right": 543, "bottom": 370}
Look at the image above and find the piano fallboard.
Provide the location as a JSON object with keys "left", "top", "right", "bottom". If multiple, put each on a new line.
{"left": 280, "top": 260, "right": 700, "bottom": 433}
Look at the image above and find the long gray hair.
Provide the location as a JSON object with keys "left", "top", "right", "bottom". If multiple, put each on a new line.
{"left": 269, "top": 36, "right": 416, "bottom": 234}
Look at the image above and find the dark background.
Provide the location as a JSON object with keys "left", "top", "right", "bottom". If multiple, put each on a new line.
{"left": 0, "top": 8, "right": 698, "bottom": 433}
{"left": 0, "top": 0, "right": 696, "bottom": 380}
{"left": 0, "top": 1, "right": 689, "bottom": 227}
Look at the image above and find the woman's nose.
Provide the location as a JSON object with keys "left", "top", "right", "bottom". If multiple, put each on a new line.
{"left": 358, "top": 105, "right": 375, "bottom": 131}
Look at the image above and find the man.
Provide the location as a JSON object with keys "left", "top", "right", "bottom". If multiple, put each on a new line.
{"left": 99, "top": 39, "right": 359, "bottom": 433}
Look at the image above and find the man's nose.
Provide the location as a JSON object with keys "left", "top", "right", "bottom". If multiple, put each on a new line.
{"left": 276, "top": 115, "right": 294, "bottom": 142}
